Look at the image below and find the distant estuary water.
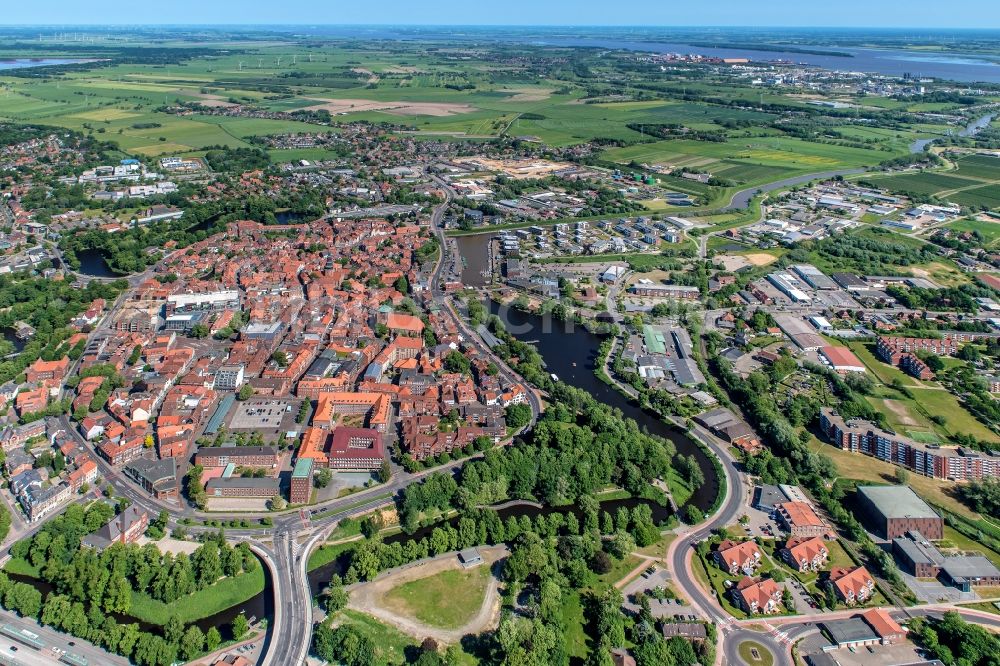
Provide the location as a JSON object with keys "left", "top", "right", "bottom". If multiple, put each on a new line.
{"left": 0, "top": 58, "right": 91, "bottom": 70}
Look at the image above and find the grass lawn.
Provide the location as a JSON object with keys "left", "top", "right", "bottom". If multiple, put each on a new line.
{"left": 308, "top": 540, "right": 359, "bottom": 572}
{"left": 635, "top": 532, "right": 678, "bottom": 560}
{"left": 825, "top": 540, "right": 857, "bottom": 569}
{"left": 561, "top": 590, "right": 590, "bottom": 661}
{"left": 382, "top": 567, "right": 491, "bottom": 630}
{"left": 593, "top": 554, "right": 645, "bottom": 589}
{"left": 806, "top": 436, "right": 979, "bottom": 520}
{"left": 908, "top": 388, "right": 1000, "bottom": 444}
{"left": 334, "top": 610, "right": 438, "bottom": 665}
{"left": 940, "top": 526, "right": 1000, "bottom": 568}
{"left": 958, "top": 601, "right": 1000, "bottom": 616}
{"left": 3, "top": 557, "right": 40, "bottom": 578}
{"left": 738, "top": 640, "right": 775, "bottom": 666}
{"left": 129, "top": 565, "right": 265, "bottom": 626}
{"left": 333, "top": 609, "right": 479, "bottom": 666}
{"left": 667, "top": 467, "right": 695, "bottom": 507}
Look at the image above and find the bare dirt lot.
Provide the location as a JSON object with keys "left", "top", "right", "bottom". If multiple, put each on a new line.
{"left": 882, "top": 398, "right": 919, "bottom": 426}
{"left": 501, "top": 87, "right": 554, "bottom": 102}
{"left": 742, "top": 252, "right": 780, "bottom": 267}
{"left": 301, "top": 98, "right": 476, "bottom": 117}
{"left": 348, "top": 546, "right": 507, "bottom": 644}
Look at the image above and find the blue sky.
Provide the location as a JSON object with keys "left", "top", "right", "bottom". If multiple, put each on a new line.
{"left": 3, "top": 0, "right": 998, "bottom": 28}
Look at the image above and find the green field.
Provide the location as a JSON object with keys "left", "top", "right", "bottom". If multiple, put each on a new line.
{"left": 945, "top": 218, "right": 1000, "bottom": 244}
{"left": 333, "top": 609, "right": 480, "bottom": 666}
{"left": 864, "top": 154, "right": 1000, "bottom": 210}
{"left": 908, "top": 387, "right": 1000, "bottom": 443}
{"left": 128, "top": 565, "right": 266, "bottom": 625}
{"left": 382, "top": 566, "right": 491, "bottom": 630}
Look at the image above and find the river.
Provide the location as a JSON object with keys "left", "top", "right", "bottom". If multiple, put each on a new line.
{"left": 909, "top": 111, "right": 998, "bottom": 153}
{"left": 292, "top": 27, "right": 1000, "bottom": 84}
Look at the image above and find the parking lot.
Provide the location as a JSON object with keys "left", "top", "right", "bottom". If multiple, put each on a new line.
{"left": 621, "top": 563, "right": 700, "bottom": 620}
{"left": 900, "top": 571, "right": 978, "bottom": 604}
{"left": 803, "top": 642, "right": 927, "bottom": 666}
{"left": 225, "top": 398, "right": 302, "bottom": 441}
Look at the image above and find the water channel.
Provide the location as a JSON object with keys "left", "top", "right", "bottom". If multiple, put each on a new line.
{"left": 909, "top": 111, "right": 998, "bottom": 153}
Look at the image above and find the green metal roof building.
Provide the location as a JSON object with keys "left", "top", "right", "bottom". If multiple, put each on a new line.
{"left": 643, "top": 325, "right": 667, "bottom": 355}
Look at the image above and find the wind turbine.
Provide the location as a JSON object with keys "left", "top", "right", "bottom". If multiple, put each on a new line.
{"left": 292, "top": 54, "right": 297, "bottom": 65}
{"left": 276, "top": 56, "right": 282, "bottom": 67}
{"left": 258, "top": 58, "right": 263, "bottom": 69}
{"left": 238, "top": 61, "right": 244, "bottom": 71}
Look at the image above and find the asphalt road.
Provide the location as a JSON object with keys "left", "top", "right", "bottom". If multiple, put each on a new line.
{"left": 0, "top": 610, "right": 129, "bottom": 666}
{"left": 667, "top": 425, "right": 792, "bottom": 666}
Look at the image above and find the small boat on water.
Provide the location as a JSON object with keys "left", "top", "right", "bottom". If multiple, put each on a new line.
{"left": 550, "top": 373, "right": 559, "bottom": 382}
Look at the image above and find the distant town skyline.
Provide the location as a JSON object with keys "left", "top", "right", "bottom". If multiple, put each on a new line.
{"left": 3, "top": 0, "right": 999, "bottom": 29}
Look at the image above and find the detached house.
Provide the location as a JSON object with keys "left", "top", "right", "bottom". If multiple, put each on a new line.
{"left": 734, "top": 577, "right": 783, "bottom": 615}
{"left": 781, "top": 536, "right": 829, "bottom": 572}
{"left": 714, "top": 539, "right": 763, "bottom": 576}
{"left": 829, "top": 566, "right": 875, "bottom": 606}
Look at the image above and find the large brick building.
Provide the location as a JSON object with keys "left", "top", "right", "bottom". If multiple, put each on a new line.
{"left": 195, "top": 446, "right": 278, "bottom": 469}
{"left": 205, "top": 477, "right": 280, "bottom": 498}
{"left": 774, "top": 501, "right": 830, "bottom": 538}
{"left": 297, "top": 426, "right": 385, "bottom": 471}
{"left": 876, "top": 336, "right": 958, "bottom": 379}
{"left": 820, "top": 408, "right": 1000, "bottom": 482}
{"left": 290, "top": 457, "right": 314, "bottom": 504}
{"left": 856, "top": 485, "right": 943, "bottom": 540}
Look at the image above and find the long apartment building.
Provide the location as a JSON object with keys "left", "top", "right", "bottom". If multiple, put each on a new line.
{"left": 820, "top": 407, "right": 1000, "bottom": 482}
{"left": 876, "top": 335, "right": 958, "bottom": 379}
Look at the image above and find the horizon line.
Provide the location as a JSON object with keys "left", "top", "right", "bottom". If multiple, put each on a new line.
{"left": 1, "top": 23, "right": 1000, "bottom": 31}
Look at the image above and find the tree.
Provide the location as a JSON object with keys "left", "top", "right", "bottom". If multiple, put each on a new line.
{"left": 205, "top": 627, "right": 222, "bottom": 653}
{"left": 271, "top": 350, "right": 289, "bottom": 367}
{"left": 379, "top": 459, "right": 392, "bottom": 483}
{"left": 237, "top": 384, "right": 254, "bottom": 400}
{"left": 231, "top": 613, "right": 249, "bottom": 641}
{"left": 180, "top": 625, "right": 205, "bottom": 660}
{"left": 896, "top": 467, "right": 910, "bottom": 485}
{"left": 189, "top": 323, "right": 209, "bottom": 339}
{"left": 505, "top": 403, "right": 532, "bottom": 430}
{"left": 322, "top": 581, "right": 349, "bottom": 614}
{"left": 444, "top": 350, "right": 471, "bottom": 375}
{"left": 269, "top": 496, "right": 286, "bottom": 511}
{"left": 164, "top": 615, "right": 184, "bottom": 645}
{"left": 314, "top": 467, "right": 332, "bottom": 489}
{"left": 104, "top": 575, "right": 132, "bottom": 614}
